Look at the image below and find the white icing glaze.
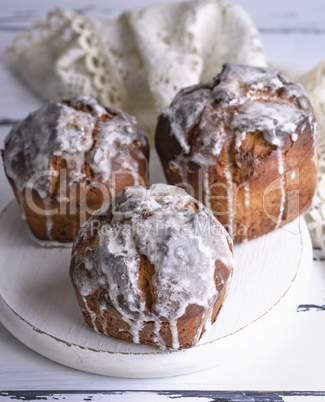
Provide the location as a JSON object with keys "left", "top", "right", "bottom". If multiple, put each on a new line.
{"left": 234, "top": 131, "right": 250, "bottom": 240}
{"left": 53, "top": 103, "right": 95, "bottom": 183}
{"left": 235, "top": 131, "right": 247, "bottom": 155}
{"left": 212, "top": 63, "right": 286, "bottom": 107}
{"left": 232, "top": 101, "right": 299, "bottom": 229}
{"left": 72, "top": 184, "right": 233, "bottom": 349}
{"left": 230, "top": 100, "right": 310, "bottom": 230}
{"left": 3, "top": 96, "right": 148, "bottom": 231}
{"left": 224, "top": 166, "right": 234, "bottom": 238}
{"left": 276, "top": 149, "right": 286, "bottom": 229}
{"left": 162, "top": 83, "right": 214, "bottom": 154}
{"left": 277, "top": 149, "right": 285, "bottom": 175}
{"left": 82, "top": 295, "right": 99, "bottom": 332}
{"left": 230, "top": 101, "right": 308, "bottom": 147}
{"left": 43, "top": 198, "right": 53, "bottom": 241}
{"left": 202, "top": 166, "right": 211, "bottom": 208}
{"left": 68, "top": 95, "right": 107, "bottom": 118}
{"left": 87, "top": 110, "right": 144, "bottom": 184}
{"left": 159, "top": 63, "right": 315, "bottom": 238}
{"left": 243, "top": 183, "right": 250, "bottom": 242}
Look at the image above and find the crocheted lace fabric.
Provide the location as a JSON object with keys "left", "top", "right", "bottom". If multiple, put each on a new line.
{"left": 7, "top": 0, "right": 325, "bottom": 254}
{"left": 8, "top": 0, "right": 266, "bottom": 140}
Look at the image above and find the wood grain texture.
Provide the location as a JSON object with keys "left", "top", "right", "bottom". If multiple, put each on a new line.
{"left": 2, "top": 390, "right": 325, "bottom": 401}
{"left": 0, "top": 0, "right": 324, "bottom": 394}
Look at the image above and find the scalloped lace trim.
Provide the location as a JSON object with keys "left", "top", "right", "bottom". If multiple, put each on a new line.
{"left": 8, "top": 0, "right": 268, "bottom": 141}
{"left": 9, "top": 8, "right": 124, "bottom": 108}
{"left": 69, "top": 11, "right": 126, "bottom": 107}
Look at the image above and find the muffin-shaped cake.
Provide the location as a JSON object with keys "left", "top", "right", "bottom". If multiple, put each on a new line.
{"left": 155, "top": 63, "right": 318, "bottom": 242}
{"left": 70, "top": 184, "right": 233, "bottom": 350}
{"left": 2, "top": 96, "right": 149, "bottom": 243}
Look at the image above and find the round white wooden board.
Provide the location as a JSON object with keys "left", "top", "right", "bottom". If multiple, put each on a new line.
{"left": 0, "top": 198, "right": 312, "bottom": 378}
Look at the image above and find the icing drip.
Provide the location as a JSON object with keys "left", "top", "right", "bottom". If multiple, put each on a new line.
{"left": 277, "top": 148, "right": 285, "bottom": 175}
{"left": 19, "top": 198, "right": 26, "bottom": 220}
{"left": 87, "top": 110, "right": 143, "bottom": 184}
{"left": 244, "top": 184, "right": 250, "bottom": 241}
{"left": 161, "top": 83, "right": 214, "bottom": 154}
{"left": 99, "top": 305, "right": 109, "bottom": 336}
{"left": 153, "top": 321, "right": 165, "bottom": 349}
{"left": 159, "top": 63, "right": 315, "bottom": 238}
{"left": 169, "top": 321, "right": 179, "bottom": 350}
{"left": 235, "top": 131, "right": 247, "bottom": 154}
{"left": 230, "top": 101, "right": 308, "bottom": 146}
{"left": 235, "top": 131, "right": 249, "bottom": 239}
{"left": 231, "top": 101, "right": 308, "bottom": 230}
{"left": 82, "top": 295, "right": 99, "bottom": 331}
{"left": 224, "top": 166, "right": 234, "bottom": 238}
{"left": 276, "top": 149, "right": 286, "bottom": 229}
{"left": 43, "top": 198, "right": 53, "bottom": 240}
{"left": 3, "top": 96, "right": 148, "bottom": 219}
{"left": 203, "top": 166, "right": 211, "bottom": 208}
{"left": 72, "top": 184, "right": 233, "bottom": 349}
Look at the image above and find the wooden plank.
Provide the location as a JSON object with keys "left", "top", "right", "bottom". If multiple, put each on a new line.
{"left": 1, "top": 0, "right": 325, "bottom": 29}
{"left": 0, "top": 0, "right": 324, "bottom": 394}
{"left": 1, "top": 390, "right": 325, "bottom": 401}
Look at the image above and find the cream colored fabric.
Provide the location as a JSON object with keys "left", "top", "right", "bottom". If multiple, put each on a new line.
{"left": 8, "top": 0, "right": 266, "bottom": 139}
{"left": 7, "top": 0, "right": 325, "bottom": 253}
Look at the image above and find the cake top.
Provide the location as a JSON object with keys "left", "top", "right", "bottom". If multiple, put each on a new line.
{"left": 231, "top": 101, "right": 309, "bottom": 146}
{"left": 72, "top": 183, "right": 233, "bottom": 349}
{"left": 212, "top": 63, "right": 286, "bottom": 106}
{"left": 161, "top": 63, "right": 315, "bottom": 158}
{"left": 3, "top": 96, "right": 148, "bottom": 199}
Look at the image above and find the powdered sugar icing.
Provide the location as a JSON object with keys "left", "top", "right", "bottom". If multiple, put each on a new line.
{"left": 71, "top": 184, "right": 233, "bottom": 350}
{"left": 230, "top": 101, "right": 309, "bottom": 148}
{"left": 159, "top": 63, "right": 316, "bottom": 237}
{"left": 4, "top": 96, "right": 147, "bottom": 197}
{"left": 3, "top": 96, "right": 148, "bottom": 239}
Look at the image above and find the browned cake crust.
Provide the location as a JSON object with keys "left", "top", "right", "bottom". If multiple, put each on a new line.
{"left": 2, "top": 96, "right": 149, "bottom": 242}
{"left": 70, "top": 184, "right": 234, "bottom": 350}
{"left": 155, "top": 63, "right": 318, "bottom": 242}
{"left": 75, "top": 284, "right": 228, "bottom": 350}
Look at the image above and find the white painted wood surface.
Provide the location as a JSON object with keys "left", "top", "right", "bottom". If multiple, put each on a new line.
{"left": 0, "top": 0, "right": 325, "bottom": 398}
{"left": 0, "top": 201, "right": 312, "bottom": 378}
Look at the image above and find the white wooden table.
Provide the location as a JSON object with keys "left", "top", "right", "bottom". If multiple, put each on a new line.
{"left": 0, "top": 1, "right": 325, "bottom": 400}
